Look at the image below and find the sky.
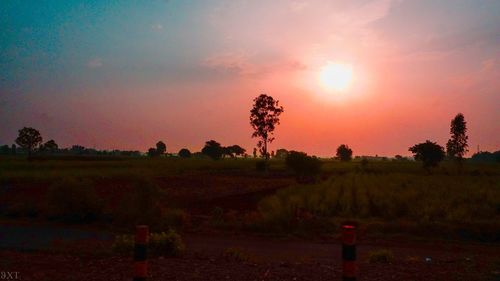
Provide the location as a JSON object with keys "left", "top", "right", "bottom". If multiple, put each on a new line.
{"left": 1, "top": 0, "right": 499, "bottom": 157}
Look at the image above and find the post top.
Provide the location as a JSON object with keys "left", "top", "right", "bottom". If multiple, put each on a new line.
{"left": 342, "top": 224, "right": 356, "bottom": 229}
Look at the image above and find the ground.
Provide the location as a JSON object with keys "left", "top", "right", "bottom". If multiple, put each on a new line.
{"left": 1, "top": 232, "right": 499, "bottom": 281}
{"left": 0, "top": 157, "right": 499, "bottom": 280}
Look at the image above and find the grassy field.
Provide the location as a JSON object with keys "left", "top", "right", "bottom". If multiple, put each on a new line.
{"left": 1, "top": 156, "right": 499, "bottom": 241}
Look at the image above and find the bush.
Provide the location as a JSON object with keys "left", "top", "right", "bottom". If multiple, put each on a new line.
{"left": 223, "top": 247, "right": 251, "bottom": 262}
{"left": 46, "top": 177, "right": 103, "bottom": 222}
{"left": 285, "top": 151, "right": 322, "bottom": 183}
{"left": 112, "top": 229, "right": 185, "bottom": 257}
{"left": 163, "top": 208, "right": 191, "bottom": 230}
{"left": 367, "top": 249, "right": 394, "bottom": 263}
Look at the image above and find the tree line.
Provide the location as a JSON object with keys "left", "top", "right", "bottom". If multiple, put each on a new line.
{"left": 1, "top": 94, "right": 493, "bottom": 168}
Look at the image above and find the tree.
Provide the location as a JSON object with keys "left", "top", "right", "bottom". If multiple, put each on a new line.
{"left": 275, "top": 148, "right": 289, "bottom": 159}
{"left": 223, "top": 145, "right": 246, "bottom": 158}
{"left": 15, "top": 127, "right": 43, "bottom": 156}
{"left": 0, "top": 145, "right": 9, "bottom": 155}
{"left": 409, "top": 140, "right": 445, "bottom": 170}
{"left": 446, "top": 113, "right": 468, "bottom": 163}
{"left": 178, "top": 148, "right": 191, "bottom": 158}
{"left": 147, "top": 147, "right": 159, "bottom": 157}
{"left": 42, "top": 139, "right": 59, "bottom": 153}
{"left": 253, "top": 148, "right": 257, "bottom": 158}
{"left": 202, "top": 140, "right": 223, "bottom": 160}
{"left": 336, "top": 144, "right": 353, "bottom": 161}
{"left": 250, "top": 94, "right": 284, "bottom": 160}
{"left": 70, "top": 145, "right": 86, "bottom": 155}
{"left": 156, "top": 141, "right": 166, "bottom": 156}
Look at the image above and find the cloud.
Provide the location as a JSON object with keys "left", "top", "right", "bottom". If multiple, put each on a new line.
{"left": 151, "top": 23, "right": 163, "bottom": 31}
{"left": 87, "top": 58, "right": 103, "bottom": 69}
{"left": 290, "top": 1, "right": 309, "bottom": 13}
{"left": 203, "top": 52, "right": 307, "bottom": 79}
{"left": 203, "top": 52, "right": 257, "bottom": 77}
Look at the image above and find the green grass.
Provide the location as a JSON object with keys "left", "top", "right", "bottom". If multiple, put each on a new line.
{"left": 2, "top": 155, "right": 499, "bottom": 240}
{"left": 0, "top": 156, "right": 285, "bottom": 183}
{"left": 257, "top": 166, "right": 500, "bottom": 239}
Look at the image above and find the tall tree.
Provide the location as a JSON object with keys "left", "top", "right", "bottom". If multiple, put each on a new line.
{"left": 15, "top": 127, "right": 43, "bottom": 157}
{"left": 336, "top": 144, "right": 353, "bottom": 161}
{"left": 250, "top": 94, "right": 284, "bottom": 160}
{"left": 446, "top": 113, "right": 468, "bottom": 163}
{"left": 409, "top": 140, "right": 445, "bottom": 170}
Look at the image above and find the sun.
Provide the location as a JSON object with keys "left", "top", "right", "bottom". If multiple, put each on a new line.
{"left": 319, "top": 62, "right": 353, "bottom": 92}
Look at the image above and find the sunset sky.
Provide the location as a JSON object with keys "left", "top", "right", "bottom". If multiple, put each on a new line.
{"left": 1, "top": 0, "right": 499, "bottom": 156}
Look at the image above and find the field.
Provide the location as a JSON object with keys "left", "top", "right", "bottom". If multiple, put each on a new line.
{"left": 1, "top": 156, "right": 499, "bottom": 280}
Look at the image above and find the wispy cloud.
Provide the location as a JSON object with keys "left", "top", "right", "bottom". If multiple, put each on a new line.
{"left": 87, "top": 58, "right": 103, "bottom": 69}
{"left": 151, "top": 23, "right": 163, "bottom": 31}
{"left": 203, "top": 51, "right": 306, "bottom": 79}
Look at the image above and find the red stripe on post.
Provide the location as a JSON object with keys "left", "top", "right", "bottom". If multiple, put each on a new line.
{"left": 342, "top": 224, "right": 356, "bottom": 245}
{"left": 135, "top": 225, "right": 149, "bottom": 244}
{"left": 134, "top": 261, "right": 148, "bottom": 277}
{"left": 342, "top": 261, "right": 357, "bottom": 278}
{"left": 341, "top": 224, "right": 357, "bottom": 281}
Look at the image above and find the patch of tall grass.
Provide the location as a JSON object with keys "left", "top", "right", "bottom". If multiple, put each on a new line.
{"left": 257, "top": 172, "right": 500, "bottom": 239}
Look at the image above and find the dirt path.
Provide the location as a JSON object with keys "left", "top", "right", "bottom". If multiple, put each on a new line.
{"left": 0, "top": 223, "right": 499, "bottom": 280}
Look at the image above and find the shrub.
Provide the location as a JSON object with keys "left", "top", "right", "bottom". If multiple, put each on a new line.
{"left": 163, "top": 208, "right": 191, "bottom": 230}
{"left": 46, "top": 177, "right": 103, "bottom": 222}
{"left": 112, "top": 229, "right": 185, "bottom": 257}
{"left": 223, "top": 247, "right": 251, "bottom": 262}
{"left": 367, "top": 249, "right": 394, "bottom": 263}
{"left": 285, "top": 151, "right": 322, "bottom": 183}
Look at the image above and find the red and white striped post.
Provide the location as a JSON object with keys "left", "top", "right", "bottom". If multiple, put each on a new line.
{"left": 341, "top": 224, "right": 357, "bottom": 281}
{"left": 133, "top": 225, "right": 149, "bottom": 281}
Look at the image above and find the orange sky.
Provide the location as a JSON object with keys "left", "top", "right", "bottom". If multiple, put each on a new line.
{"left": 1, "top": 1, "right": 499, "bottom": 156}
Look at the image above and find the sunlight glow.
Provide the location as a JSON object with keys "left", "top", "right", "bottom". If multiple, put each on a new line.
{"left": 319, "top": 62, "right": 354, "bottom": 92}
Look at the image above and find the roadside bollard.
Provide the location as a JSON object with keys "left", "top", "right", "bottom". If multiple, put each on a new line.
{"left": 342, "top": 224, "right": 356, "bottom": 281}
{"left": 134, "top": 225, "right": 149, "bottom": 281}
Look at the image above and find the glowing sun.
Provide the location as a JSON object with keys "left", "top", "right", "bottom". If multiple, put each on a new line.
{"left": 319, "top": 62, "right": 353, "bottom": 91}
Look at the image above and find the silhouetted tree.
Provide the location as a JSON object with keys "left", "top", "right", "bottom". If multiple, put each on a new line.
{"left": 0, "top": 145, "right": 9, "bottom": 155}
{"left": 223, "top": 145, "right": 246, "bottom": 158}
{"left": 275, "top": 148, "right": 289, "bottom": 159}
{"left": 156, "top": 141, "right": 166, "bottom": 156}
{"left": 470, "top": 150, "right": 500, "bottom": 163}
{"left": 70, "top": 145, "right": 86, "bottom": 155}
{"left": 409, "top": 140, "right": 445, "bottom": 170}
{"left": 147, "top": 147, "right": 159, "bottom": 157}
{"left": 42, "top": 139, "right": 59, "bottom": 153}
{"left": 446, "top": 113, "right": 468, "bottom": 164}
{"left": 202, "top": 140, "right": 223, "bottom": 160}
{"left": 178, "top": 148, "right": 191, "bottom": 158}
{"left": 15, "top": 127, "right": 42, "bottom": 157}
{"left": 250, "top": 94, "right": 284, "bottom": 160}
{"left": 336, "top": 144, "right": 353, "bottom": 161}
